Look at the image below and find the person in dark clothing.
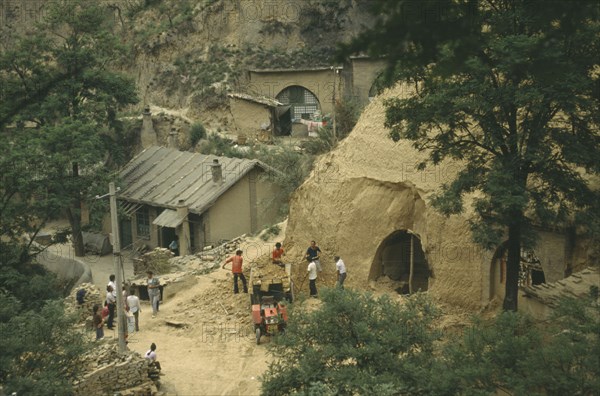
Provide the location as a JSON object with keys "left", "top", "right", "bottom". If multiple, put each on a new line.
{"left": 106, "top": 285, "right": 116, "bottom": 330}
{"left": 93, "top": 304, "right": 104, "bottom": 340}
{"left": 306, "top": 240, "right": 322, "bottom": 272}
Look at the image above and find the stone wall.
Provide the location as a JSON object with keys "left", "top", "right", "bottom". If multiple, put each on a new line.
{"left": 36, "top": 244, "right": 93, "bottom": 287}
{"left": 73, "top": 343, "right": 156, "bottom": 396}
{"left": 229, "top": 98, "right": 272, "bottom": 139}
{"left": 348, "top": 57, "right": 387, "bottom": 106}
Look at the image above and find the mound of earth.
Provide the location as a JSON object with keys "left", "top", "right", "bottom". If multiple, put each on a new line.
{"left": 283, "top": 84, "right": 487, "bottom": 309}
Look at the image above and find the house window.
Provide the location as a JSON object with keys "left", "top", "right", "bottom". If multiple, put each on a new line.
{"left": 276, "top": 85, "right": 320, "bottom": 121}
{"left": 136, "top": 207, "right": 150, "bottom": 239}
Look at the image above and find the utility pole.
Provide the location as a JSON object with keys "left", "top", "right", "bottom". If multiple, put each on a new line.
{"left": 409, "top": 233, "right": 414, "bottom": 295}
{"left": 332, "top": 66, "right": 337, "bottom": 140}
{"left": 108, "top": 182, "right": 127, "bottom": 352}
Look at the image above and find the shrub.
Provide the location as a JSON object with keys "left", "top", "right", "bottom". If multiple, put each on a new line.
{"left": 198, "top": 133, "right": 244, "bottom": 157}
{"left": 0, "top": 299, "right": 90, "bottom": 395}
{"left": 248, "top": 146, "right": 315, "bottom": 217}
{"left": 261, "top": 288, "right": 600, "bottom": 396}
{"left": 260, "top": 224, "right": 281, "bottom": 241}
{"left": 334, "top": 98, "right": 360, "bottom": 139}
{"left": 432, "top": 293, "right": 600, "bottom": 395}
{"left": 261, "top": 289, "right": 441, "bottom": 395}
{"left": 190, "top": 122, "right": 206, "bottom": 146}
{"left": 300, "top": 124, "right": 337, "bottom": 155}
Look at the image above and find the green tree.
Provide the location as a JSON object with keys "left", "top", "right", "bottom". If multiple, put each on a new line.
{"left": 340, "top": 0, "right": 600, "bottom": 310}
{"left": 0, "top": 296, "right": 90, "bottom": 395}
{"left": 261, "top": 289, "right": 441, "bottom": 395}
{"left": 435, "top": 294, "right": 600, "bottom": 395}
{"left": 0, "top": 0, "right": 138, "bottom": 256}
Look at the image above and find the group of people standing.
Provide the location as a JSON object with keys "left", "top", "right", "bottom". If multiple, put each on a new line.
{"left": 88, "top": 273, "right": 163, "bottom": 375}
{"left": 220, "top": 240, "right": 347, "bottom": 298}
{"left": 304, "top": 240, "right": 347, "bottom": 298}
{"left": 91, "top": 271, "right": 159, "bottom": 342}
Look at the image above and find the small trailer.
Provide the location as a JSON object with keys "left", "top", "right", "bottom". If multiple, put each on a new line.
{"left": 249, "top": 266, "right": 293, "bottom": 344}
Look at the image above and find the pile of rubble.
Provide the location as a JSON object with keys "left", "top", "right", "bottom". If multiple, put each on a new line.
{"left": 169, "top": 254, "right": 218, "bottom": 275}
{"left": 65, "top": 282, "right": 104, "bottom": 323}
{"left": 249, "top": 254, "right": 288, "bottom": 279}
{"left": 133, "top": 248, "right": 173, "bottom": 275}
{"left": 73, "top": 340, "right": 157, "bottom": 396}
{"left": 168, "top": 235, "right": 247, "bottom": 275}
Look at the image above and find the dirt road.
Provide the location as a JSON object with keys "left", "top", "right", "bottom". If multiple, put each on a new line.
{"left": 102, "top": 268, "right": 272, "bottom": 395}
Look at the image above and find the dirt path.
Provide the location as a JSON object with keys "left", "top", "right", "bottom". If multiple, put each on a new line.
{"left": 48, "top": 220, "right": 289, "bottom": 394}
{"left": 123, "top": 266, "right": 272, "bottom": 395}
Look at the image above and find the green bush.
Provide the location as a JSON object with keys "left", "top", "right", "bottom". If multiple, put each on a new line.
{"left": 0, "top": 298, "right": 90, "bottom": 395}
{"left": 261, "top": 289, "right": 441, "bottom": 395}
{"left": 248, "top": 146, "right": 315, "bottom": 217}
{"left": 261, "top": 288, "right": 600, "bottom": 396}
{"left": 301, "top": 124, "right": 337, "bottom": 155}
{"left": 433, "top": 293, "right": 600, "bottom": 395}
{"left": 334, "top": 98, "right": 361, "bottom": 139}
{"left": 260, "top": 224, "right": 281, "bottom": 241}
{"left": 301, "top": 99, "right": 361, "bottom": 155}
{"left": 0, "top": 242, "right": 91, "bottom": 395}
{"left": 198, "top": 133, "right": 244, "bottom": 157}
{"left": 190, "top": 122, "right": 206, "bottom": 146}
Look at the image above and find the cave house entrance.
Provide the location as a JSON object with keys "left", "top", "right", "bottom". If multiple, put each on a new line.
{"left": 490, "top": 244, "right": 546, "bottom": 300}
{"left": 370, "top": 230, "right": 429, "bottom": 294}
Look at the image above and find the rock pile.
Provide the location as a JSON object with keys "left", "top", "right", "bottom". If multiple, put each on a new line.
{"left": 66, "top": 282, "right": 104, "bottom": 323}
{"left": 166, "top": 235, "right": 246, "bottom": 275}
{"left": 169, "top": 254, "right": 218, "bottom": 275}
{"left": 133, "top": 248, "right": 173, "bottom": 275}
{"left": 73, "top": 340, "right": 157, "bottom": 396}
{"left": 165, "top": 276, "right": 255, "bottom": 343}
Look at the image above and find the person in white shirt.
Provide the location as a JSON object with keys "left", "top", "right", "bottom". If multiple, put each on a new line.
{"left": 335, "top": 255, "right": 347, "bottom": 289}
{"left": 107, "top": 274, "right": 117, "bottom": 298}
{"left": 145, "top": 343, "right": 162, "bottom": 371}
{"left": 307, "top": 257, "right": 318, "bottom": 298}
{"left": 126, "top": 288, "right": 141, "bottom": 331}
{"left": 105, "top": 285, "right": 116, "bottom": 330}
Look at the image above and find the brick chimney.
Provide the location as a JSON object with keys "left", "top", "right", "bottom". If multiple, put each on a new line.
{"left": 140, "top": 106, "right": 157, "bottom": 148}
{"left": 168, "top": 129, "right": 178, "bottom": 149}
{"left": 210, "top": 159, "right": 223, "bottom": 184}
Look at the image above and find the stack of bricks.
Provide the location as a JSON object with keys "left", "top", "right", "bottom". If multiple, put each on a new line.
{"left": 73, "top": 341, "right": 157, "bottom": 395}
{"left": 66, "top": 282, "right": 104, "bottom": 324}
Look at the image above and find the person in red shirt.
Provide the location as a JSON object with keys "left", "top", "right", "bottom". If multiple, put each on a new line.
{"left": 222, "top": 249, "right": 247, "bottom": 293}
{"left": 272, "top": 242, "right": 285, "bottom": 267}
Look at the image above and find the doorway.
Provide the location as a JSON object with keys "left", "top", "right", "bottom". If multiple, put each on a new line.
{"left": 370, "top": 230, "right": 429, "bottom": 294}
{"left": 160, "top": 227, "right": 176, "bottom": 249}
{"left": 490, "top": 244, "right": 546, "bottom": 300}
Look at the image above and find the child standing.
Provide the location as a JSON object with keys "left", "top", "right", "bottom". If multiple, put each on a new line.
{"left": 93, "top": 304, "right": 104, "bottom": 340}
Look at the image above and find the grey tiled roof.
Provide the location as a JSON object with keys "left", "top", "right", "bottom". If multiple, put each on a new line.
{"left": 118, "top": 146, "right": 268, "bottom": 215}
{"left": 228, "top": 92, "right": 284, "bottom": 107}
{"left": 522, "top": 267, "right": 599, "bottom": 307}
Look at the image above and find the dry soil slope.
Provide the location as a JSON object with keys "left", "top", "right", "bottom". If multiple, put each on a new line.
{"left": 284, "top": 84, "right": 490, "bottom": 309}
